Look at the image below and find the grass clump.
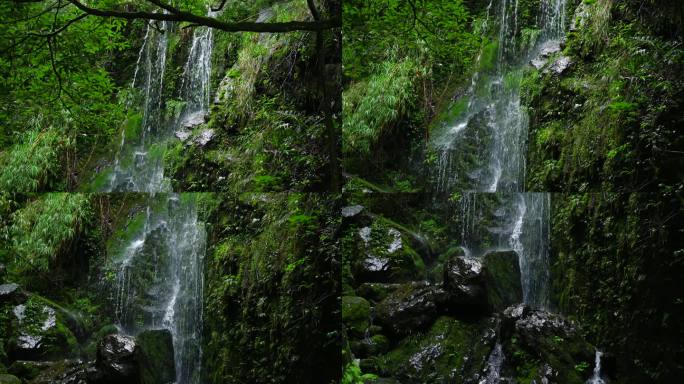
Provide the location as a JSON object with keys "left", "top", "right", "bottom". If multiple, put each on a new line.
{"left": 8, "top": 193, "right": 91, "bottom": 272}
{"left": 343, "top": 59, "right": 420, "bottom": 154}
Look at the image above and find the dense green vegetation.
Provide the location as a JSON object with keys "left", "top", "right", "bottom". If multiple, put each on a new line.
{"left": 522, "top": 0, "right": 684, "bottom": 192}
{"left": 1, "top": 0, "right": 682, "bottom": 383}
{"left": 340, "top": 0, "right": 683, "bottom": 383}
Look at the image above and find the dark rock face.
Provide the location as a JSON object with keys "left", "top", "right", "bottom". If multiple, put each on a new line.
{"left": 29, "top": 360, "right": 90, "bottom": 384}
{"left": 482, "top": 250, "right": 522, "bottom": 311}
{"left": 500, "top": 304, "right": 595, "bottom": 383}
{"left": 375, "top": 282, "right": 449, "bottom": 335}
{"left": 443, "top": 256, "right": 486, "bottom": 306}
{"left": 444, "top": 256, "right": 487, "bottom": 312}
{"left": 0, "top": 283, "right": 27, "bottom": 305}
{"left": 134, "top": 329, "right": 176, "bottom": 384}
{"left": 503, "top": 303, "right": 575, "bottom": 339}
{"left": 93, "top": 334, "right": 138, "bottom": 383}
{"left": 10, "top": 331, "right": 177, "bottom": 384}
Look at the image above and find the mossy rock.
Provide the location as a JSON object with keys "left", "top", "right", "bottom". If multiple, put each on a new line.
{"left": 0, "top": 374, "right": 20, "bottom": 384}
{"left": 342, "top": 296, "right": 371, "bottom": 337}
{"left": 354, "top": 223, "right": 426, "bottom": 283}
{"left": 373, "top": 316, "right": 490, "bottom": 382}
{"left": 482, "top": 250, "right": 522, "bottom": 311}
{"left": 7, "top": 297, "right": 78, "bottom": 361}
{"left": 134, "top": 329, "right": 176, "bottom": 384}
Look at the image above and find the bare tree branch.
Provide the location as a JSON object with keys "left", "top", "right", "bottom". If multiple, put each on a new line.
{"left": 28, "top": 12, "right": 88, "bottom": 37}
{"left": 59, "top": 0, "right": 340, "bottom": 33}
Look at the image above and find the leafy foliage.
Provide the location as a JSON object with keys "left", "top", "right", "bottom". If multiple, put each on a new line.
{"left": 0, "top": 1, "right": 130, "bottom": 189}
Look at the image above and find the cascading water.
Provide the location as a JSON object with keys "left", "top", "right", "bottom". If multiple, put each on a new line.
{"left": 586, "top": 350, "right": 606, "bottom": 384}
{"left": 479, "top": 342, "right": 505, "bottom": 384}
{"left": 108, "top": 19, "right": 170, "bottom": 193}
{"left": 443, "top": 0, "right": 566, "bottom": 313}
{"left": 105, "top": 10, "right": 215, "bottom": 384}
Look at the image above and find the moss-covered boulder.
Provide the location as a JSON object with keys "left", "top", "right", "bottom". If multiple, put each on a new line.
{"left": 26, "top": 359, "right": 89, "bottom": 384}
{"left": 354, "top": 224, "right": 426, "bottom": 283}
{"left": 342, "top": 296, "right": 371, "bottom": 337}
{"left": 370, "top": 316, "right": 492, "bottom": 383}
{"left": 134, "top": 329, "right": 175, "bottom": 384}
{"left": 6, "top": 297, "right": 78, "bottom": 361}
{"left": 500, "top": 304, "right": 595, "bottom": 383}
{"left": 0, "top": 374, "right": 20, "bottom": 384}
{"left": 482, "top": 250, "right": 522, "bottom": 311}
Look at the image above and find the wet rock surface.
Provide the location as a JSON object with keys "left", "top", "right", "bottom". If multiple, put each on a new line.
{"left": 443, "top": 256, "right": 486, "bottom": 306}
{"left": 0, "top": 283, "right": 27, "bottom": 305}
{"left": 93, "top": 334, "right": 138, "bottom": 382}
{"left": 531, "top": 39, "right": 562, "bottom": 69}
{"left": 375, "top": 282, "right": 449, "bottom": 335}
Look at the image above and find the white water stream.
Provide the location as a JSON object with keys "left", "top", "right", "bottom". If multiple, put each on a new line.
{"left": 104, "top": 11, "right": 215, "bottom": 384}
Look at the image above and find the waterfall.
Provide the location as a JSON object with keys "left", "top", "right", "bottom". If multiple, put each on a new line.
{"left": 586, "top": 350, "right": 606, "bottom": 384}
{"left": 108, "top": 19, "right": 171, "bottom": 193}
{"left": 104, "top": 10, "right": 215, "bottom": 384}
{"left": 445, "top": 0, "right": 567, "bottom": 311}
{"left": 479, "top": 342, "right": 505, "bottom": 384}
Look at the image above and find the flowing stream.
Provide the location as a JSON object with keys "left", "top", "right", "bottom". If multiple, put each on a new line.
{"left": 103, "top": 13, "right": 214, "bottom": 384}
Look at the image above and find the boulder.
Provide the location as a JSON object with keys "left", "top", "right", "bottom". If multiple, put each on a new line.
{"left": 8, "top": 300, "right": 77, "bottom": 361}
{"left": 375, "top": 316, "right": 491, "bottom": 383}
{"left": 482, "top": 250, "right": 522, "bottom": 311}
{"left": 355, "top": 226, "right": 425, "bottom": 283}
{"left": 193, "top": 128, "right": 214, "bottom": 147}
{"left": 375, "top": 282, "right": 449, "bottom": 335}
{"left": 530, "top": 39, "right": 562, "bottom": 70}
{"left": 341, "top": 205, "right": 364, "bottom": 218}
{"left": 180, "top": 111, "right": 206, "bottom": 129}
{"left": 134, "top": 329, "right": 175, "bottom": 384}
{"left": 549, "top": 55, "right": 572, "bottom": 75}
{"left": 174, "top": 129, "right": 192, "bottom": 142}
{"left": 92, "top": 334, "right": 138, "bottom": 383}
{"left": 500, "top": 304, "right": 595, "bottom": 383}
{"left": 342, "top": 296, "right": 371, "bottom": 337}
{"left": 27, "top": 359, "right": 90, "bottom": 384}
{"left": 0, "top": 284, "right": 27, "bottom": 305}
{"left": 443, "top": 256, "right": 487, "bottom": 307}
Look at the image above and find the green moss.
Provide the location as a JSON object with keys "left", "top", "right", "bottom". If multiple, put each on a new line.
{"left": 0, "top": 374, "right": 20, "bottom": 384}
{"left": 342, "top": 296, "right": 371, "bottom": 336}
{"left": 479, "top": 39, "right": 499, "bottom": 72}
{"left": 374, "top": 316, "right": 486, "bottom": 381}
{"left": 135, "top": 329, "right": 176, "bottom": 384}
{"left": 123, "top": 112, "right": 143, "bottom": 142}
